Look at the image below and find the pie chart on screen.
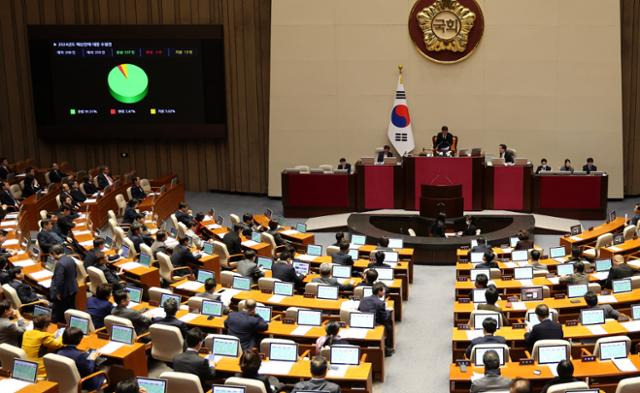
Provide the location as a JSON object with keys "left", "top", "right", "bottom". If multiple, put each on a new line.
{"left": 107, "top": 63, "right": 148, "bottom": 104}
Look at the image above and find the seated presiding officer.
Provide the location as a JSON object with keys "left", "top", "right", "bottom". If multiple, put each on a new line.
{"left": 224, "top": 299, "right": 268, "bottom": 351}
{"left": 582, "top": 157, "right": 597, "bottom": 173}
{"left": 376, "top": 145, "right": 394, "bottom": 163}
{"left": 433, "top": 125, "right": 454, "bottom": 153}
{"left": 337, "top": 158, "right": 351, "bottom": 173}
{"left": 559, "top": 159, "right": 574, "bottom": 173}
{"left": 462, "top": 215, "right": 477, "bottom": 236}
{"left": 498, "top": 144, "right": 514, "bottom": 164}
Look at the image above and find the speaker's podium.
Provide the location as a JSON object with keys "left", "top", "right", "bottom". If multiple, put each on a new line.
{"left": 419, "top": 184, "right": 464, "bottom": 218}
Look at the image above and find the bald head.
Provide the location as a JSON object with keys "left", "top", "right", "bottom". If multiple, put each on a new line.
{"left": 245, "top": 299, "right": 257, "bottom": 312}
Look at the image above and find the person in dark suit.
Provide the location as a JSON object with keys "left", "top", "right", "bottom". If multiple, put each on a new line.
{"left": 81, "top": 176, "right": 98, "bottom": 196}
{"left": 337, "top": 158, "right": 351, "bottom": 173}
{"left": 631, "top": 204, "right": 640, "bottom": 226}
{"left": 129, "top": 224, "right": 150, "bottom": 254}
{"left": 7, "top": 267, "right": 46, "bottom": 311}
{"left": 431, "top": 212, "right": 446, "bottom": 238}
{"left": 582, "top": 157, "right": 597, "bottom": 173}
{"left": 223, "top": 224, "right": 243, "bottom": 256}
{"left": 559, "top": 260, "right": 589, "bottom": 285}
{"left": 367, "top": 250, "right": 387, "bottom": 269}
{"left": 69, "top": 180, "right": 86, "bottom": 204}
{"left": 375, "top": 237, "right": 394, "bottom": 252}
{"left": 266, "top": 220, "right": 285, "bottom": 246}
{"left": 96, "top": 166, "right": 114, "bottom": 189}
{"left": 476, "top": 286, "right": 509, "bottom": 326}
{"left": 292, "top": 356, "right": 341, "bottom": 393}
{"left": 94, "top": 254, "right": 123, "bottom": 290}
{"left": 171, "top": 236, "right": 201, "bottom": 270}
{"left": 514, "top": 229, "right": 534, "bottom": 250}
{"left": 559, "top": 159, "right": 574, "bottom": 173}
{"left": 47, "top": 163, "right": 67, "bottom": 184}
{"left": 57, "top": 327, "right": 105, "bottom": 390}
{"left": 465, "top": 318, "right": 506, "bottom": 360}
{"left": 604, "top": 254, "right": 637, "bottom": 289}
{"left": 358, "top": 282, "right": 394, "bottom": 354}
{"left": 272, "top": 251, "right": 306, "bottom": 289}
{"left": 122, "top": 199, "right": 140, "bottom": 225}
{"left": 236, "top": 250, "right": 263, "bottom": 283}
{"left": 0, "top": 300, "right": 26, "bottom": 347}
{"left": 462, "top": 215, "right": 478, "bottom": 236}
{"left": 376, "top": 145, "right": 393, "bottom": 163}
{"left": 87, "top": 284, "right": 114, "bottom": 329}
{"left": 312, "top": 263, "right": 353, "bottom": 291}
{"left": 433, "top": 125, "right": 454, "bottom": 152}
{"left": 524, "top": 304, "right": 564, "bottom": 351}
{"left": 476, "top": 251, "right": 498, "bottom": 269}
{"left": 151, "top": 298, "right": 188, "bottom": 338}
{"left": 111, "top": 289, "right": 150, "bottom": 334}
{"left": 83, "top": 238, "right": 105, "bottom": 268}
{"left": 115, "top": 379, "right": 145, "bottom": 393}
{"left": 172, "top": 328, "right": 216, "bottom": 391}
{"left": 1, "top": 182, "right": 18, "bottom": 210}
{"left": 37, "top": 219, "right": 64, "bottom": 254}
{"left": 224, "top": 299, "right": 268, "bottom": 350}
{"left": 470, "top": 350, "right": 511, "bottom": 393}
{"left": 54, "top": 205, "right": 75, "bottom": 238}
{"left": 333, "top": 232, "right": 345, "bottom": 247}
{"left": 584, "top": 291, "right": 626, "bottom": 321}
{"left": 236, "top": 350, "right": 274, "bottom": 393}
{"left": 498, "top": 144, "right": 514, "bottom": 164}
{"left": 0, "top": 158, "right": 10, "bottom": 181}
{"left": 535, "top": 158, "right": 552, "bottom": 174}
{"left": 50, "top": 245, "right": 78, "bottom": 323}
{"left": 175, "top": 202, "right": 194, "bottom": 227}
{"left": 21, "top": 174, "right": 41, "bottom": 198}
{"left": 130, "top": 177, "right": 146, "bottom": 200}
{"left": 540, "top": 360, "right": 579, "bottom": 393}
{"left": 471, "top": 237, "right": 492, "bottom": 254}
{"left": 331, "top": 241, "right": 354, "bottom": 266}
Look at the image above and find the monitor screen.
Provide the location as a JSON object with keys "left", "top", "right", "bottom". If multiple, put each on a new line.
{"left": 332, "top": 265, "right": 351, "bottom": 278}
{"left": 264, "top": 209, "right": 272, "bottom": 219}
{"left": 521, "top": 287, "right": 543, "bottom": 301}
{"left": 348, "top": 249, "right": 359, "bottom": 260}
{"left": 202, "top": 242, "right": 214, "bottom": 255}
{"left": 170, "top": 227, "right": 178, "bottom": 237}
{"left": 613, "top": 279, "right": 632, "bottom": 294}
{"left": 33, "top": 305, "right": 52, "bottom": 318}
{"left": 197, "top": 269, "right": 215, "bottom": 283}
{"left": 538, "top": 345, "right": 568, "bottom": 364}
{"left": 257, "top": 257, "right": 273, "bottom": 270}
{"left": 212, "top": 337, "right": 239, "bottom": 357}
{"left": 306, "top": 245, "right": 322, "bottom": 256}
{"left": 472, "top": 289, "right": 487, "bottom": 304}
{"left": 212, "top": 386, "right": 245, "bottom": 393}
{"left": 473, "top": 314, "right": 500, "bottom": 330}
{"left": 470, "top": 268, "right": 490, "bottom": 281}
{"left": 139, "top": 253, "right": 151, "bottom": 267}
{"left": 474, "top": 347, "right": 505, "bottom": 367}
{"left": 255, "top": 306, "right": 272, "bottom": 322}
{"left": 527, "top": 312, "right": 541, "bottom": 326}
{"left": 470, "top": 239, "right": 478, "bottom": 248}
{"left": 362, "top": 287, "right": 373, "bottom": 298}
{"left": 120, "top": 245, "right": 130, "bottom": 258}
{"left": 609, "top": 210, "right": 616, "bottom": 222}
{"left": 296, "top": 223, "right": 307, "bottom": 233}
{"left": 69, "top": 315, "right": 90, "bottom": 335}
{"left": 330, "top": 345, "right": 360, "bottom": 365}
{"left": 111, "top": 324, "right": 134, "bottom": 344}
{"left": 599, "top": 341, "right": 627, "bottom": 360}
{"left": 580, "top": 309, "right": 605, "bottom": 325}
{"left": 160, "top": 293, "right": 181, "bottom": 307}
{"left": 614, "top": 234, "right": 624, "bottom": 245}
{"left": 549, "top": 247, "right": 566, "bottom": 259}
{"left": 388, "top": 238, "right": 403, "bottom": 249}
{"left": 351, "top": 234, "right": 366, "bottom": 246}
{"left": 126, "top": 286, "right": 143, "bottom": 303}
{"left": 567, "top": 284, "right": 588, "bottom": 298}
{"left": 11, "top": 359, "right": 38, "bottom": 383}
{"left": 317, "top": 285, "right": 339, "bottom": 300}
{"left": 273, "top": 282, "right": 294, "bottom": 296}
{"left": 514, "top": 267, "right": 533, "bottom": 280}
{"left": 201, "top": 300, "right": 223, "bottom": 317}
{"left": 232, "top": 277, "right": 251, "bottom": 291}
{"left": 383, "top": 251, "right": 399, "bottom": 263}
{"left": 349, "top": 312, "right": 375, "bottom": 329}
{"left": 374, "top": 267, "right": 393, "bottom": 281}
{"left": 105, "top": 236, "right": 113, "bottom": 247}
{"left": 557, "top": 264, "right": 575, "bottom": 276}
{"left": 293, "top": 261, "right": 310, "bottom": 276}
{"left": 512, "top": 250, "right": 528, "bottom": 262}
{"left": 269, "top": 343, "right": 298, "bottom": 362}
{"left": 297, "top": 309, "right": 322, "bottom": 326}
{"left": 509, "top": 237, "right": 519, "bottom": 248}
{"left": 136, "top": 378, "right": 167, "bottom": 393}
{"left": 632, "top": 304, "right": 640, "bottom": 320}
{"left": 251, "top": 232, "right": 262, "bottom": 243}
{"left": 570, "top": 225, "right": 582, "bottom": 235}
{"left": 470, "top": 252, "right": 484, "bottom": 263}
{"left": 595, "top": 259, "right": 612, "bottom": 272}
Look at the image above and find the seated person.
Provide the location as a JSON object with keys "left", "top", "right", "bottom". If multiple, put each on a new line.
{"left": 129, "top": 224, "right": 152, "bottom": 254}
{"left": 376, "top": 237, "right": 393, "bottom": 252}
{"left": 431, "top": 212, "right": 446, "bottom": 238}
{"left": 476, "top": 251, "right": 498, "bottom": 269}
{"left": 0, "top": 300, "right": 26, "bottom": 347}
{"left": 331, "top": 241, "right": 354, "bottom": 266}
{"left": 337, "top": 158, "right": 351, "bottom": 173}
{"left": 530, "top": 250, "right": 548, "bottom": 273}
{"left": 474, "top": 274, "right": 489, "bottom": 291}
{"left": 333, "top": 232, "right": 345, "bottom": 247}
{"left": 94, "top": 253, "right": 123, "bottom": 290}
{"left": 152, "top": 297, "right": 188, "bottom": 338}
{"left": 462, "top": 215, "right": 477, "bottom": 236}
{"left": 514, "top": 229, "right": 534, "bottom": 250}
{"left": 241, "top": 212, "right": 258, "bottom": 232}
{"left": 222, "top": 224, "right": 243, "bottom": 256}
{"left": 236, "top": 249, "right": 263, "bottom": 283}
{"left": 605, "top": 254, "right": 636, "bottom": 289}
{"left": 271, "top": 251, "right": 305, "bottom": 289}
{"left": 567, "top": 247, "right": 587, "bottom": 264}
{"left": 367, "top": 250, "right": 386, "bottom": 269}
{"left": 559, "top": 260, "right": 589, "bottom": 285}
{"left": 358, "top": 282, "right": 394, "bottom": 354}
{"left": 470, "top": 350, "right": 511, "bottom": 393}
{"left": 7, "top": 267, "right": 47, "bottom": 312}
{"left": 582, "top": 157, "right": 597, "bottom": 173}
{"left": 170, "top": 236, "right": 201, "bottom": 269}
{"left": 632, "top": 204, "right": 640, "bottom": 226}
{"left": 69, "top": 180, "right": 86, "bottom": 204}
{"left": 57, "top": 327, "right": 105, "bottom": 390}
{"left": 266, "top": 220, "right": 285, "bottom": 246}
{"left": 433, "top": 125, "right": 454, "bottom": 153}
{"left": 540, "top": 360, "right": 578, "bottom": 393}
{"left": 292, "top": 356, "right": 340, "bottom": 393}
{"left": 535, "top": 158, "right": 551, "bottom": 174}
{"left": 357, "top": 269, "right": 379, "bottom": 288}
{"left": 184, "top": 220, "right": 203, "bottom": 249}
{"left": 111, "top": 289, "right": 150, "bottom": 335}
{"left": 471, "top": 237, "right": 492, "bottom": 254}
{"left": 115, "top": 379, "right": 144, "bottom": 393}
{"left": 87, "top": 283, "right": 114, "bottom": 329}
{"left": 559, "top": 159, "right": 574, "bottom": 172}
{"left": 236, "top": 350, "right": 274, "bottom": 393}
{"left": 47, "top": 163, "right": 67, "bottom": 184}
{"left": 315, "top": 321, "right": 349, "bottom": 353}
{"left": 524, "top": 304, "right": 563, "bottom": 351}
{"left": 0, "top": 182, "right": 19, "bottom": 211}
{"left": 224, "top": 299, "right": 268, "bottom": 351}
{"left": 130, "top": 176, "right": 146, "bottom": 200}
{"left": 81, "top": 176, "right": 98, "bottom": 196}
{"left": 37, "top": 219, "right": 64, "bottom": 255}
{"left": 584, "top": 291, "right": 627, "bottom": 321}
{"left": 477, "top": 286, "right": 509, "bottom": 326}
{"left": 510, "top": 379, "right": 531, "bottom": 393}
{"left": 193, "top": 213, "right": 213, "bottom": 241}
{"left": 498, "top": 144, "right": 514, "bottom": 164}
{"left": 175, "top": 202, "right": 194, "bottom": 227}
{"left": 376, "top": 145, "right": 393, "bottom": 163}
{"left": 172, "top": 328, "right": 216, "bottom": 391}
{"left": 84, "top": 238, "right": 106, "bottom": 268}
{"left": 21, "top": 315, "right": 62, "bottom": 374}
{"left": 312, "top": 263, "right": 354, "bottom": 291}
{"left": 122, "top": 199, "right": 140, "bottom": 225}
{"left": 196, "top": 278, "right": 221, "bottom": 301}
{"left": 465, "top": 318, "right": 506, "bottom": 358}
{"left": 151, "top": 230, "right": 170, "bottom": 256}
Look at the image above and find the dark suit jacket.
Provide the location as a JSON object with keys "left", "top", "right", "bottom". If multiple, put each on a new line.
{"left": 502, "top": 151, "right": 515, "bottom": 164}
{"left": 130, "top": 185, "right": 146, "bottom": 200}
{"left": 87, "top": 296, "right": 113, "bottom": 329}
{"left": 331, "top": 251, "right": 354, "bottom": 266}
{"left": 70, "top": 189, "right": 86, "bottom": 203}
{"left": 83, "top": 248, "right": 101, "bottom": 268}
{"left": 112, "top": 306, "right": 150, "bottom": 334}
{"left": 312, "top": 276, "right": 353, "bottom": 292}
{"left": 267, "top": 229, "right": 285, "bottom": 246}
{"left": 582, "top": 164, "right": 597, "bottom": 173}
{"left": 50, "top": 256, "right": 78, "bottom": 299}
{"left": 337, "top": 163, "right": 352, "bottom": 172}
{"left": 376, "top": 151, "right": 393, "bottom": 163}
{"left": 465, "top": 335, "right": 507, "bottom": 358}
{"left": 0, "top": 166, "right": 9, "bottom": 180}
{"left": 97, "top": 173, "right": 113, "bottom": 189}
{"left": 292, "top": 379, "right": 340, "bottom": 393}
{"left": 48, "top": 170, "right": 67, "bottom": 183}
{"left": 152, "top": 316, "right": 188, "bottom": 338}
{"left": 173, "top": 350, "right": 216, "bottom": 391}
{"left": 54, "top": 215, "right": 75, "bottom": 237}
{"left": 0, "top": 190, "right": 17, "bottom": 206}
{"left": 10, "top": 279, "right": 39, "bottom": 304}
{"left": 463, "top": 223, "right": 478, "bottom": 236}
{"left": 224, "top": 311, "right": 268, "bottom": 350}
{"left": 171, "top": 244, "right": 199, "bottom": 267}
{"left": 123, "top": 207, "right": 138, "bottom": 225}
{"left": 83, "top": 181, "right": 98, "bottom": 195}
{"left": 358, "top": 295, "right": 389, "bottom": 325}
{"left": 515, "top": 240, "right": 534, "bottom": 250}
{"left": 222, "top": 231, "right": 242, "bottom": 255}
{"left": 175, "top": 210, "right": 194, "bottom": 227}
{"left": 434, "top": 132, "right": 454, "bottom": 150}
{"left": 22, "top": 177, "right": 39, "bottom": 198}
{"left": 271, "top": 261, "right": 304, "bottom": 288}
{"left": 431, "top": 222, "right": 445, "bottom": 237}
{"left": 38, "top": 230, "right": 61, "bottom": 254}
{"left": 535, "top": 165, "right": 552, "bottom": 174}
{"left": 524, "top": 319, "right": 564, "bottom": 351}
{"left": 56, "top": 346, "right": 102, "bottom": 390}
{"left": 605, "top": 264, "right": 636, "bottom": 289}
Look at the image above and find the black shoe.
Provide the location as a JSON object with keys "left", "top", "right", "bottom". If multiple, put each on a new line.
{"left": 385, "top": 348, "right": 395, "bottom": 357}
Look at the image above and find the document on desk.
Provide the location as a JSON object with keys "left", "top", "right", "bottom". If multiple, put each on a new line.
{"left": 587, "top": 325, "right": 608, "bottom": 335}
{"left": 509, "top": 301, "right": 527, "bottom": 311}
{"left": 597, "top": 295, "right": 618, "bottom": 304}
{"left": 72, "top": 230, "right": 92, "bottom": 236}
{"left": 30, "top": 270, "right": 53, "bottom": 280}
{"left": 0, "top": 378, "right": 32, "bottom": 393}
{"left": 12, "top": 259, "right": 35, "bottom": 267}
{"left": 622, "top": 320, "right": 640, "bottom": 332}
{"left": 296, "top": 254, "right": 316, "bottom": 262}
{"left": 628, "top": 260, "right": 640, "bottom": 269}
{"left": 545, "top": 363, "right": 559, "bottom": 376}
{"left": 2, "top": 239, "right": 18, "bottom": 246}
{"left": 219, "top": 289, "right": 240, "bottom": 305}
{"left": 179, "top": 313, "right": 199, "bottom": 323}
{"left": 177, "top": 281, "right": 203, "bottom": 291}
{"left": 268, "top": 295, "right": 285, "bottom": 304}
{"left": 290, "top": 326, "right": 312, "bottom": 336}
{"left": 241, "top": 240, "right": 259, "bottom": 247}
{"left": 84, "top": 198, "right": 97, "bottom": 204}
{"left": 465, "top": 330, "right": 484, "bottom": 340}
{"left": 518, "top": 280, "right": 534, "bottom": 287}
{"left": 39, "top": 279, "right": 52, "bottom": 289}
{"left": 339, "top": 328, "right": 369, "bottom": 339}
{"left": 613, "top": 358, "right": 638, "bottom": 372}
{"left": 143, "top": 308, "right": 166, "bottom": 319}
{"left": 280, "top": 229, "right": 298, "bottom": 235}
{"left": 100, "top": 341, "right": 125, "bottom": 354}
{"left": 258, "top": 361, "right": 294, "bottom": 375}
{"left": 0, "top": 220, "right": 17, "bottom": 227}
{"left": 609, "top": 246, "right": 623, "bottom": 252}
{"left": 470, "top": 372, "right": 484, "bottom": 382}
{"left": 503, "top": 262, "right": 516, "bottom": 268}
{"left": 591, "top": 272, "right": 609, "bottom": 280}
{"left": 120, "top": 262, "right": 144, "bottom": 271}
{"left": 554, "top": 257, "right": 567, "bottom": 263}
{"left": 569, "top": 235, "right": 582, "bottom": 241}
{"left": 547, "top": 277, "right": 560, "bottom": 285}
{"left": 207, "top": 224, "right": 222, "bottom": 230}
{"left": 327, "top": 364, "right": 350, "bottom": 378}
{"left": 79, "top": 240, "right": 94, "bottom": 247}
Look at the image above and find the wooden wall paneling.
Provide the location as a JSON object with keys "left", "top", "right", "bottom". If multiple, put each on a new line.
{"left": 0, "top": 2, "right": 14, "bottom": 154}
{"left": 621, "top": 0, "right": 640, "bottom": 195}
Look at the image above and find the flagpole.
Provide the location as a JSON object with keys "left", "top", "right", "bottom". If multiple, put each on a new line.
{"left": 398, "top": 64, "right": 403, "bottom": 84}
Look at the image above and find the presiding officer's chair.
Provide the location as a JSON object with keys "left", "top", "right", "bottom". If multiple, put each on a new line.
{"left": 431, "top": 134, "right": 458, "bottom": 154}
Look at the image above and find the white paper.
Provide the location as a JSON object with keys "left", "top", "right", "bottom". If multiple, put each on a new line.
{"left": 39, "top": 279, "right": 52, "bottom": 289}
{"left": 628, "top": 260, "right": 640, "bottom": 269}
{"left": 177, "top": 281, "right": 203, "bottom": 291}
{"left": 78, "top": 213, "right": 87, "bottom": 219}
{"left": 501, "top": 247, "right": 513, "bottom": 253}
{"left": 470, "top": 372, "right": 484, "bottom": 382}
{"left": 613, "top": 358, "right": 638, "bottom": 372}
{"left": 621, "top": 320, "right": 640, "bottom": 332}
{"left": 0, "top": 220, "right": 17, "bottom": 227}
{"left": 465, "top": 330, "right": 484, "bottom": 340}
{"left": 296, "top": 254, "right": 316, "bottom": 262}
{"left": 0, "top": 378, "right": 32, "bottom": 393}
{"left": 2, "top": 239, "right": 18, "bottom": 246}
{"left": 587, "top": 325, "right": 608, "bottom": 335}
{"left": 219, "top": 289, "right": 240, "bottom": 305}
{"left": 518, "top": 280, "right": 534, "bottom": 287}
{"left": 120, "top": 262, "right": 144, "bottom": 271}
{"left": 84, "top": 198, "right": 97, "bottom": 203}
{"left": 100, "top": 341, "right": 125, "bottom": 354}
{"left": 554, "top": 257, "right": 567, "bottom": 263}
{"left": 546, "top": 363, "right": 559, "bottom": 377}
{"left": 79, "top": 240, "right": 94, "bottom": 247}
{"left": 326, "top": 364, "right": 350, "bottom": 378}
{"left": 598, "top": 295, "right": 618, "bottom": 304}
{"left": 290, "top": 325, "right": 312, "bottom": 336}
{"left": 143, "top": 308, "right": 166, "bottom": 319}
{"left": 148, "top": 228, "right": 158, "bottom": 235}
{"left": 5, "top": 213, "right": 18, "bottom": 219}
{"left": 268, "top": 295, "right": 285, "bottom": 303}
{"left": 547, "top": 277, "right": 560, "bottom": 285}
{"left": 258, "top": 361, "right": 294, "bottom": 375}
{"left": 510, "top": 301, "right": 527, "bottom": 311}
{"left": 503, "top": 262, "right": 516, "bottom": 268}
{"left": 165, "top": 238, "right": 179, "bottom": 248}
{"left": 338, "top": 328, "right": 369, "bottom": 339}
{"left": 179, "top": 313, "right": 199, "bottom": 322}
{"left": 280, "top": 230, "right": 298, "bottom": 235}
{"left": 30, "top": 270, "right": 53, "bottom": 280}
{"left": 72, "top": 230, "right": 92, "bottom": 236}
{"left": 609, "top": 246, "right": 623, "bottom": 252}
{"left": 592, "top": 272, "right": 609, "bottom": 280}
{"left": 569, "top": 236, "right": 582, "bottom": 241}
{"left": 241, "top": 240, "right": 259, "bottom": 247}
{"left": 12, "top": 259, "right": 35, "bottom": 267}
{"left": 206, "top": 224, "right": 221, "bottom": 230}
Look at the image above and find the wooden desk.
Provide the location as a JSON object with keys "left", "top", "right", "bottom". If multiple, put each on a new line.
{"left": 0, "top": 379, "right": 59, "bottom": 393}
{"left": 253, "top": 214, "right": 316, "bottom": 246}
{"left": 356, "top": 245, "right": 414, "bottom": 284}
{"left": 112, "top": 259, "right": 160, "bottom": 289}
{"left": 600, "top": 238, "right": 640, "bottom": 259}
{"left": 151, "top": 182, "right": 185, "bottom": 223}
{"left": 559, "top": 217, "right": 626, "bottom": 252}
{"left": 78, "top": 334, "right": 147, "bottom": 376}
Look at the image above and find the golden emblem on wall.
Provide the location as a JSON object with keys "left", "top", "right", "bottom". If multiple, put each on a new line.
{"left": 408, "top": 0, "right": 484, "bottom": 64}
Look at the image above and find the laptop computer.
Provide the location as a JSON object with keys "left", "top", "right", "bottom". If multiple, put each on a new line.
{"left": 330, "top": 345, "right": 360, "bottom": 366}
{"left": 212, "top": 337, "right": 240, "bottom": 357}
{"left": 580, "top": 309, "right": 605, "bottom": 325}
{"left": 296, "top": 223, "right": 307, "bottom": 233}
{"left": 159, "top": 293, "right": 181, "bottom": 307}
{"left": 549, "top": 247, "right": 566, "bottom": 259}
{"left": 111, "top": 324, "right": 134, "bottom": 345}
{"left": 126, "top": 286, "right": 143, "bottom": 304}
{"left": 69, "top": 315, "right": 90, "bottom": 335}
{"left": 599, "top": 340, "right": 628, "bottom": 361}
{"left": 136, "top": 378, "right": 167, "bottom": 393}
{"left": 316, "top": 285, "right": 339, "bottom": 300}
{"left": 212, "top": 386, "right": 245, "bottom": 393}
{"left": 273, "top": 282, "right": 294, "bottom": 296}
{"left": 255, "top": 306, "right": 272, "bottom": 322}
{"left": 11, "top": 359, "right": 38, "bottom": 384}
{"left": 473, "top": 347, "right": 505, "bottom": 367}
{"left": 201, "top": 300, "right": 224, "bottom": 317}
{"left": 232, "top": 277, "right": 251, "bottom": 291}
{"left": 349, "top": 312, "right": 375, "bottom": 329}
{"left": 306, "top": 245, "right": 323, "bottom": 256}
{"left": 197, "top": 269, "right": 215, "bottom": 283}
{"left": 332, "top": 265, "right": 351, "bottom": 279}
{"left": 537, "top": 345, "right": 569, "bottom": 364}
{"left": 257, "top": 257, "right": 273, "bottom": 270}
{"left": 138, "top": 253, "right": 152, "bottom": 267}
{"left": 297, "top": 309, "right": 322, "bottom": 326}
{"left": 202, "top": 242, "right": 214, "bottom": 255}
{"left": 269, "top": 342, "right": 298, "bottom": 362}
{"left": 567, "top": 284, "right": 588, "bottom": 298}
{"left": 521, "top": 287, "right": 543, "bottom": 301}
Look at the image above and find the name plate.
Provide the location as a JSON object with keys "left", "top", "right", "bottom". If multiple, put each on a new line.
{"left": 457, "top": 276, "right": 469, "bottom": 282}
{"left": 282, "top": 318, "right": 295, "bottom": 325}
{"left": 456, "top": 359, "right": 470, "bottom": 367}
{"left": 512, "top": 323, "right": 526, "bottom": 330}
{"left": 519, "top": 358, "right": 534, "bottom": 365}
{"left": 582, "top": 356, "right": 595, "bottom": 362}
{"left": 502, "top": 276, "right": 513, "bottom": 281}
{"left": 565, "top": 320, "right": 579, "bottom": 326}
{"left": 554, "top": 293, "right": 566, "bottom": 299}
{"left": 261, "top": 289, "right": 272, "bottom": 294}
{"left": 457, "top": 324, "right": 470, "bottom": 330}
{"left": 459, "top": 298, "right": 471, "bottom": 304}
{"left": 303, "top": 293, "right": 315, "bottom": 298}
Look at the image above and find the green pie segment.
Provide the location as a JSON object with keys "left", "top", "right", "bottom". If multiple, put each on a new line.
{"left": 107, "top": 64, "right": 149, "bottom": 104}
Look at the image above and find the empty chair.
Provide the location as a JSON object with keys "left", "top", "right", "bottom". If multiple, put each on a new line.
{"left": 631, "top": 276, "right": 640, "bottom": 289}
{"left": 177, "top": 222, "right": 188, "bottom": 238}
{"left": 43, "top": 353, "right": 108, "bottom": 393}
{"left": 221, "top": 271, "right": 242, "bottom": 288}
{"left": 187, "top": 296, "right": 204, "bottom": 313}
{"left": 257, "top": 277, "right": 281, "bottom": 292}
{"left": 115, "top": 193, "right": 127, "bottom": 216}
{"left": 64, "top": 309, "right": 96, "bottom": 333}
{"left": 230, "top": 214, "right": 240, "bottom": 226}
{"left": 284, "top": 307, "right": 301, "bottom": 321}
{"left": 126, "top": 187, "right": 133, "bottom": 201}
{"left": 149, "top": 286, "right": 173, "bottom": 305}
{"left": 112, "top": 227, "right": 126, "bottom": 249}
{"left": 160, "top": 371, "right": 204, "bottom": 393}
{"left": 157, "top": 252, "right": 192, "bottom": 284}
{"left": 122, "top": 237, "right": 138, "bottom": 259}
{"left": 149, "top": 324, "right": 184, "bottom": 362}
{"left": 260, "top": 232, "right": 286, "bottom": 257}
{"left": 623, "top": 225, "right": 636, "bottom": 240}
{"left": 531, "top": 340, "right": 571, "bottom": 363}
{"left": 55, "top": 194, "right": 61, "bottom": 207}
{"left": 9, "top": 184, "right": 21, "bottom": 200}
{"left": 339, "top": 301, "right": 360, "bottom": 323}
{"left": 86, "top": 266, "right": 108, "bottom": 295}
{"left": 225, "top": 377, "right": 267, "bottom": 393}
{"left": 593, "top": 336, "right": 631, "bottom": 358}
{"left": 72, "top": 257, "right": 88, "bottom": 286}
{"left": 582, "top": 233, "right": 613, "bottom": 259}
{"left": 259, "top": 338, "right": 295, "bottom": 357}
{"left": 325, "top": 246, "right": 340, "bottom": 257}
{"left": 546, "top": 382, "right": 590, "bottom": 393}
{"left": 170, "top": 214, "right": 180, "bottom": 230}
{"left": 213, "top": 241, "right": 243, "bottom": 269}
{"left": 616, "top": 376, "right": 640, "bottom": 393}
{"left": 0, "top": 343, "right": 26, "bottom": 375}
{"left": 140, "top": 179, "right": 152, "bottom": 194}
{"left": 304, "top": 282, "right": 320, "bottom": 296}
{"left": 588, "top": 282, "right": 602, "bottom": 294}
{"left": 140, "top": 243, "right": 155, "bottom": 264}
{"left": 39, "top": 210, "right": 48, "bottom": 220}
{"left": 470, "top": 343, "right": 510, "bottom": 365}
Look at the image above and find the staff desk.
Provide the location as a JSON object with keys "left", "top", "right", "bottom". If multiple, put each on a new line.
{"left": 78, "top": 334, "right": 147, "bottom": 376}
{"left": 600, "top": 238, "right": 640, "bottom": 260}
{"left": 0, "top": 379, "right": 58, "bottom": 393}
{"left": 112, "top": 259, "right": 160, "bottom": 289}
{"left": 354, "top": 245, "right": 414, "bottom": 283}
{"left": 455, "top": 257, "right": 578, "bottom": 278}
{"left": 453, "top": 275, "right": 603, "bottom": 298}
{"left": 449, "top": 355, "right": 639, "bottom": 393}
{"left": 559, "top": 217, "right": 627, "bottom": 252}
{"left": 533, "top": 173, "right": 608, "bottom": 220}
{"left": 281, "top": 171, "right": 357, "bottom": 218}
{"left": 213, "top": 356, "right": 373, "bottom": 393}
{"left": 253, "top": 214, "right": 316, "bottom": 246}
{"left": 483, "top": 163, "right": 532, "bottom": 212}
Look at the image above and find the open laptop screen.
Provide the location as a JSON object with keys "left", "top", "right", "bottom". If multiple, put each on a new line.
{"left": 11, "top": 359, "right": 38, "bottom": 383}
{"left": 136, "top": 378, "right": 167, "bottom": 393}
